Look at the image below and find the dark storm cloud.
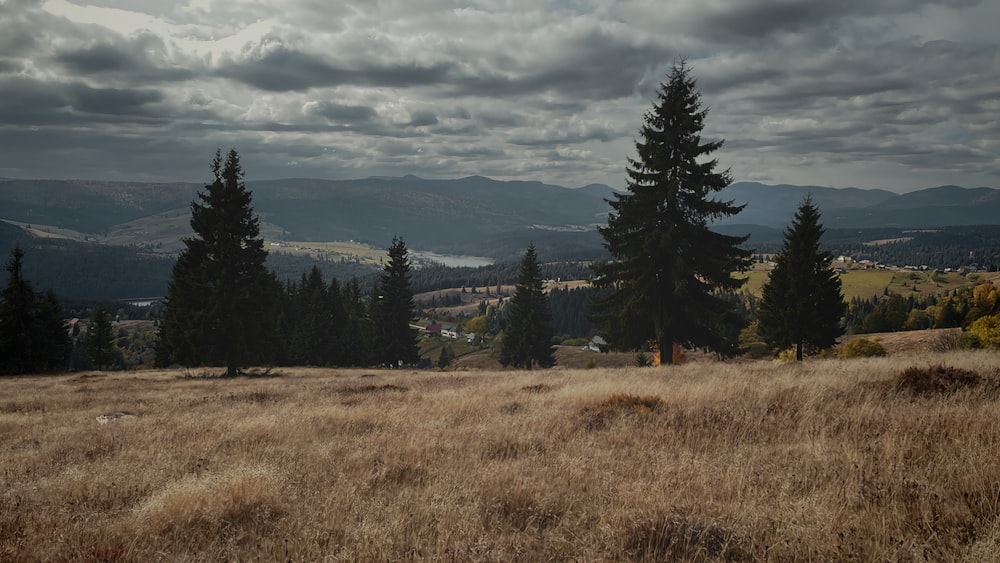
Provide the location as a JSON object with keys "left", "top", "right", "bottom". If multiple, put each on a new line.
{"left": 0, "top": 60, "right": 22, "bottom": 73}
{"left": 407, "top": 110, "right": 438, "bottom": 127}
{"left": 448, "top": 26, "right": 670, "bottom": 102}
{"left": 0, "top": 77, "right": 165, "bottom": 125}
{"left": 55, "top": 38, "right": 198, "bottom": 82}
{"left": 307, "top": 102, "right": 378, "bottom": 123}
{"left": 686, "top": 0, "right": 983, "bottom": 42}
{"left": 57, "top": 43, "right": 140, "bottom": 73}
{"left": 216, "top": 46, "right": 454, "bottom": 92}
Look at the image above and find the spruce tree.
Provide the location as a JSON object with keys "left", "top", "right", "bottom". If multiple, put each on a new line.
{"left": 500, "top": 243, "right": 555, "bottom": 369}
{"left": 289, "top": 266, "right": 333, "bottom": 366}
{"left": 86, "top": 304, "right": 116, "bottom": 370}
{"left": 591, "top": 61, "right": 751, "bottom": 364}
{"left": 757, "top": 197, "right": 846, "bottom": 361}
{"left": 156, "top": 149, "right": 272, "bottom": 377}
{"left": 373, "top": 237, "right": 419, "bottom": 367}
{"left": 0, "top": 247, "right": 71, "bottom": 374}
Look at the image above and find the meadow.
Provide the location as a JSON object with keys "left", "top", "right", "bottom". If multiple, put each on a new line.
{"left": 4, "top": 353, "right": 1000, "bottom": 561}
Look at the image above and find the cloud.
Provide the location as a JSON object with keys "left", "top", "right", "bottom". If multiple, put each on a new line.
{"left": 215, "top": 43, "right": 455, "bottom": 92}
{"left": 0, "top": 0, "right": 996, "bottom": 192}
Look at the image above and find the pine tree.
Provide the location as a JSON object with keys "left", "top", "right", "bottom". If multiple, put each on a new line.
{"left": 86, "top": 304, "right": 116, "bottom": 371}
{"left": 156, "top": 149, "right": 273, "bottom": 377}
{"left": 0, "top": 247, "right": 71, "bottom": 374}
{"left": 500, "top": 244, "right": 555, "bottom": 369}
{"left": 373, "top": 237, "right": 419, "bottom": 367}
{"left": 437, "top": 344, "right": 454, "bottom": 369}
{"left": 289, "top": 266, "right": 333, "bottom": 366}
{"left": 757, "top": 197, "right": 846, "bottom": 361}
{"left": 591, "top": 61, "right": 751, "bottom": 364}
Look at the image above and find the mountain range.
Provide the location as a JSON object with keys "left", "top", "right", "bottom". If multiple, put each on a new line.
{"left": 1, "top": 176, "right": 999, "bottom": 261}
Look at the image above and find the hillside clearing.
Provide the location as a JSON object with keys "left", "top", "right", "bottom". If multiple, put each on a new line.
{"left": 4, "top": 353, "right": 1000, "bottom": 560}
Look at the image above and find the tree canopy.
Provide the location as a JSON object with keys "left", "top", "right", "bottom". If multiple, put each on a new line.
{"left": 155, "top": 149, "right": 276, "bottom": 376}
{"left": 373, "top": 236, "right": 420, "bottom": 367}
{"left": 591, "top": 61, "right": 751, "bottom": 364}
{"left": 0, "top": 246, "right": 71, "bottom": 374}
{"left": 500, "top": 243, "right": 556, "bottom": 369}
{"left": 86, "top": 304, "right": 117, "bottom": 371}
{"left": 757, "top": 197, "right": 846, "bottom": 360}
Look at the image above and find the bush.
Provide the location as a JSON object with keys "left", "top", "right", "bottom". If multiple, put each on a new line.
{"left": 635, "top": 352, "right": 653, "bottom": 367}
{"left": 839, "top": 338, "right": 887, "bottom": 359}
{"left": 966, "top": 315, "right": 1000, "bottom": 349}
{"left": 738, "top": 323, "right": 770, "bottom": 359}
{"left": 584, "top": 358, "right": 597, "bottom": 369}
{"left": 774, "top": 347, "right": 798, "bottom": 362}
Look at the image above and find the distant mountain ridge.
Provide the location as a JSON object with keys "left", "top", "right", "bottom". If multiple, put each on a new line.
{"left": 1, "top": 176, "right": 998, "bottom": 260}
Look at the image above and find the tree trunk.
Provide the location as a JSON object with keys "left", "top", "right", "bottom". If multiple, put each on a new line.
{"left": 796, "top": 341, "right": 803, "bottom": 362}
{"left": 659, "top": 337, "right": 672, "bottom": 365}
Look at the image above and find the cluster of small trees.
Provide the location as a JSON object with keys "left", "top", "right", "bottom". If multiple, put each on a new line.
{"left": 0, "top": 246, "right": 150, "bottom": 374}
{"left": 584, "top": 61, "right": 846, "bottom": 363}
{"left": 845, "top": 281, "right": 1000, "bottom": 335}
{"left": 154, "top": 150, "right": 421, "bottom": 373}
{"left": 0, "top": 247, "right": 72, "bottom": 374}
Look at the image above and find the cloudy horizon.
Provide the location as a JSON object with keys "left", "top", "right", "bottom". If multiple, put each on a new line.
{"left": 1, "top": 0, "right": 998, "bottom": 192}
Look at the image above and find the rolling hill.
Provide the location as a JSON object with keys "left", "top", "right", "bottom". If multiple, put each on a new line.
{"left": 2, "top": 175, "right": 999, "bottom": 290}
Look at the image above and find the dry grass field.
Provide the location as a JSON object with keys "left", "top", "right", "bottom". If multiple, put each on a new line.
{"left": 4, "top": 353, "right": 1000, "bottom": 561}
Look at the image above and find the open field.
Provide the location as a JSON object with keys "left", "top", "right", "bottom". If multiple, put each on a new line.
{"left": 5, "top": 353, "right": 1000, "bottom": 560}
{"left": 267, "top": 239, "right": 386, "bottom": 265}
{"left": 736, "top": 268, "right": 898, "bottom": 301}
{"left": 738, "top": 268, "right": 1000, "bottom": 302}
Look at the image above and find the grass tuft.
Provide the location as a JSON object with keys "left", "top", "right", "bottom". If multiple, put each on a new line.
{"left": 340, "top": 383, "right": 408, "bottom": 394}
{"left": 482, "top": 438, "right": 546, "bottom": 461}
{"left": 482, "top": 483, "right": 565, "bottom": 533}
{"left": 578, "top": 393, "right": 665, "bottom": 431}
{"left": 133, "top": 464, "right": 284, "bottom": 537}
{"left": 894, "top": 364, "right": 982, "bottom": 395}
{"left": 623, "top": 511, "right": 749, "bottom": 562}
{"left": 521, "top": 383, "right": 553, "bottom": 393}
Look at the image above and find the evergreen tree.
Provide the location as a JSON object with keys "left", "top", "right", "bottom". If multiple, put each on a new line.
{"left": 758, "top": 197, "right": 846, "bottom": 361}
{"left": 591, "top": 61, "right": 751, "bottom": 364}
{"left": 0, "top": 247, "right": 71, "bottom": 374}
{"left": 373, "top": 237, "right": 419, "bottom": 367}
{"left": 342, "top": 278, "right": 375, "bottom": 366}
{"left": 86, "top": 304, "right": 116, "bottom": 370}
{"left": 500, "top": 244, "right": 555, "bottom": 369}
{"left": 156, "top": 149, "right": 273, "bottom": 377}
{"left": 437, "top": 344, "right": 454, "bottom": 369}
{"left": 289, "top": 266, "right": 334, "bottom": 366}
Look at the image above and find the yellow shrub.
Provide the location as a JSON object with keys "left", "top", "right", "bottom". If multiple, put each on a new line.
{"left": 839, "top": 338, "right": 887, "bottom": 359}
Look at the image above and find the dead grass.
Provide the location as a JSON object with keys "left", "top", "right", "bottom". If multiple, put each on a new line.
{"left": 3, "top": 352, "right": 1000, "bottom": 560}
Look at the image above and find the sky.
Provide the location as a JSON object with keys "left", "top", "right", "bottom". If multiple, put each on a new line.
{"left": 1, "top": 0, "right": 998, "bottom": 192}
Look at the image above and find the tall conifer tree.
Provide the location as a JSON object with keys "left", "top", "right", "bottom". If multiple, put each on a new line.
{"left": 0, "top": 247, "right": 71, "bottom": 374}
{"left": 156, "top": 149, "right": 272, "bottom": 376}
{"left": 86, "top": 304, "right": 116, "bottom": 371}
{"left": 591, "top": 61, "right": 751, "bottom": 364}
{"left": 758, "top": 197, "right": 846, "bottom": 361}
{"left": 373, "top": 237, "right": 419, "bottom": 367}
{"left": 500, "top": 244, "right": 555, "bottom": 369}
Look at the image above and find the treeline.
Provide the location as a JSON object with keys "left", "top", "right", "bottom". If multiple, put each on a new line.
{"left": 0, "top": 247, "right": 72, "bottom": 374}
{"left": 747, "top": 225, "right": 1000, "bottom": 270}
{"left": 0, "top": 237, "right": 174, "bottom": 300}
{"left": 408, "top": 261, "right": 593, "bottom": 294}
{"left": 843, "top": 281, "right": 1000, "bottom": 336}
